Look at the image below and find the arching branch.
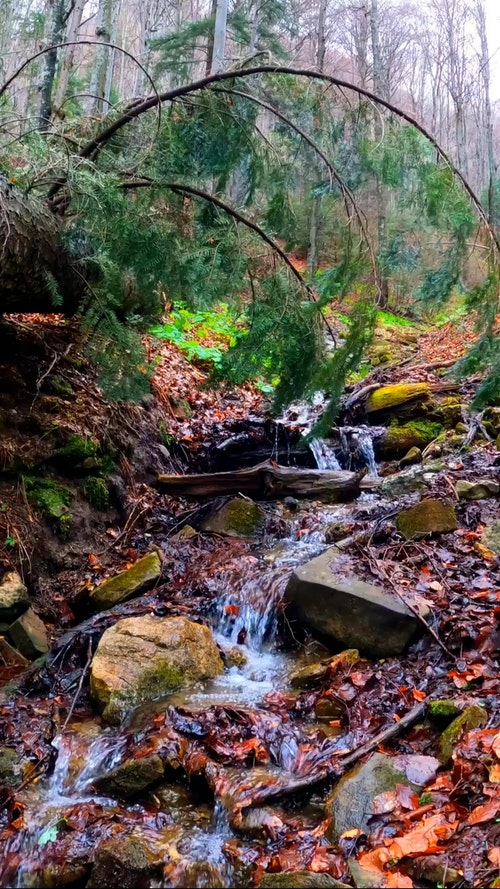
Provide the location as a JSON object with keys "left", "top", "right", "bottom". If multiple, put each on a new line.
{"left": 61, "top": 63, "right": 499, "bottom": 256}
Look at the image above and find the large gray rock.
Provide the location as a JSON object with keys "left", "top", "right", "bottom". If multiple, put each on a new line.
{"left": 89, "top": 551, "right": 162, "bottom": 611}
{"left": 326, "top": 752, "right": 439, "bottom": 842}
{"left": 7, "top": 607, "right": 49, "bottom": 659}
{"left": 90, "top": 615, "right": 224, "bottom": 724}
{"left": 284, "top": 550, "right": 426, "bottom": 657}
{"left": 0, "top": 571, "right": 29, "bottom": 629}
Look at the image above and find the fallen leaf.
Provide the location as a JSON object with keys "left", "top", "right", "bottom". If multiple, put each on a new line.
{"left": 488, "top": 848, "right": 500, "bottom": 866}
{"left": 467, "top": 798, "right": 500, "bottom": 825}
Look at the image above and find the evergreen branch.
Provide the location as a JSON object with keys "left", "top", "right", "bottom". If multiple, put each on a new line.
{"left": 213, "top": 86, "right": 379, "bottom": 292}
{"left": 57, "top": 63, "right": 499, "bottom": 257}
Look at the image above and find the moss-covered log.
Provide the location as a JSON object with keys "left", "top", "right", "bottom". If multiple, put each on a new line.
{"left": 0, "top": 179, "right": 84, "bottom": 314}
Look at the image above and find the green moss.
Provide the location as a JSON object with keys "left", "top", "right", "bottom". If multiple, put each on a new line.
{"left": 84, "top": 477, "right": 110, "bottom": 510}
{"left": 366, "top": 383, "right": 431, "bottom": 412}
{"left": 428, "top": 699, "right": 461, "bottom": 719}
{"left": 437, "top": 705, "right": 487, "bottom": 765}
{"left": 57, "top": 513, "right": 74, "bottom": 538}
{"left": 378, "top": 419, "right": 443, "bottom": 457}
{"left": 158, "top": 420, "right": 174, "bottom": 448}
{"left": 57, "top": 434, "right": 98, "bottom": 463}
{"left": 89, "top": 552, "right": 162, "bottom": 610}
{"left": 202, "top": 498, "right": 266, "bottom": 537}
{"left": 376, "top": 310, "right": 415, "bottom": 328}
{"left": 25, "top": 478, "right": 73, "bottom": 537}
{"left": 49, "top": 375, "right": 74, "bottom": 396}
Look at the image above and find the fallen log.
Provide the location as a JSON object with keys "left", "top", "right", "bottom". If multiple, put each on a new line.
{"left": 157, "top": 460, "right": 379, "bottom": 502}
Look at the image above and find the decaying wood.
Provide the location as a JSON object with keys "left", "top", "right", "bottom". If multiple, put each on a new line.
{"left": 157, "top": 460, "right": 379, "bottom": 502}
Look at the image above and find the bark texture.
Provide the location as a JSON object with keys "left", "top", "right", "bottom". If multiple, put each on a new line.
{"left": 0, "top": 179, "right": 83, "bottom": 314}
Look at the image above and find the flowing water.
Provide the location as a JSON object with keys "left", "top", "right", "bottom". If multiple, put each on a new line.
{"left": 1, "top": 466, "right": 386, "bottom": 887}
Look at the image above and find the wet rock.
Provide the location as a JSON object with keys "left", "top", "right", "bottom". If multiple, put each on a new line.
{"left": 455, "top": 478, "right": 500, "bottom": 500}
{"left": 0, "top": 636, "right": 29, "bottom": 666}
{"left": 399, "top": 446, "right": 422, "bottom": 467}
{"left": 437, "top": 704, "right": 487, "bottom": 765}
{"left": 378, "top": 421, "right": 442, "bottom": 458}
{"left": 90, "top": 615, "right": 224, "bottom": 723}
{"left": 283, "top": 496, "right": 299, "bottom": 511}
{"left": 324, "top": 521, "right": 353, "bottom": 544}
{"left": 94, "top": 753, "right": 164, "bottom": 799}
{"left": 0, "top": 571, "right": 29, "bottom": 628}
{"left": 259, "top": 873, "right": 349, "bottom": 888}
{"left": 41, "top": 860, "right": 89, "bottom": 887}
{"left": 483, "top": 520, "right": 500, "bottom": 554}
{"left": 0, "top": 746, "right": 22, "bottom": 787}
{"left": 348, "top": 859, "right": 383, "bottom": 888}
{"left": 171, "top": 524, "right": 197, "bottom": 540}
{"left": 225, "top": 646, "right": 248, "bottom": 668}
{"left": 285, "top": 550, "right": 426, "bottom": 657}
{"left": 88, "top": 836, "right": 160, "bottom": 888}
{"left": 315, "top": 696, "right": 344, "bottom": 720}
{"left": 396, "top": 499, "right": 457, "bottom": 539}
{"left": 326, "top": 752, "right": 439, "bottom": 842}
{"left": 380, "top": 467, "right": 430, "bottom": 497}
{"left": 89, "top": 551, "right": 161, "bottom": 611}
{"left": 7, "top": 607, "right": 49, "bottom": 659}
{"left": 201, "top": 497, "right": 265, "bottom": 538}
{"left": 290, "top": 649, "right": 360, "bottom": 688}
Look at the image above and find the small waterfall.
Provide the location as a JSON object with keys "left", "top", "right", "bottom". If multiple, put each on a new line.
{"left": 309, "top": 437, "right": 341, "bottom": 470}
{"left": 356, "top": 427, "right": 379, "bottom": 477}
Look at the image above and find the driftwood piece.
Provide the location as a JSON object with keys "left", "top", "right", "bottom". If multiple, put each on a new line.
{"left": 157, "top": 460, "right": 380, "bottom": 502}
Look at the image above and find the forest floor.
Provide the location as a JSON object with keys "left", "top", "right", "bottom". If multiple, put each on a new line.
{"left": 0, "top": 306, "right": 500, "bottom": 888}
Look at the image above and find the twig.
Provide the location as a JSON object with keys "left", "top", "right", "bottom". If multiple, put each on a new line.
{"left": 61, "top": 640, "right": 93, "bottom": 731}
{"left": 338, "top": 701, "right": 427, "bottom": 771}
{"left": 31, "top": 342, "right": 73, "bottom": 410}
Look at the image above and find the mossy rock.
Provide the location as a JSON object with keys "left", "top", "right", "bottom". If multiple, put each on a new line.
{"left": 258, "top": 874, "right": 349, "bottom": 888}
{"left": 89, "top": 836, "right": 161, "bottom": 888}
{"left": 201, "top": 497, "right": 266, "bottom": 538}
{"left": 396, "top": 499, "right": 457, "bottom": 539}
{"left": 377, "top": 420, "right": 443, "bottom": 458}
{"left": 84, "top": 477, "right": 110, "bottom": 510}
{"left": 483, "top": 520, "right": 500, "bottom": 554}
{"left": 47, "top": 375, "right": 73, "bottom": 397}
{"left": 399, "top": 447, "right": 422, "bottom": 468}
{"left": 94, "top": 753, "right": 164, "bottom": 799}
{"left": 89, "top": 552, "right": 161, "bottom": 611}
{"left": 0, "top": 747, "right": 22, "bottom": 787}
{"left": 90, "top": 615, "right": 223, "bottom": 724}
{"left": 437, "top": 705, "right": 487, "bottom": 765}
{"left": 366, "top": 383, "right": 431, "bottom": 413}
{"left": 455, "top": 479, "right": 499, "bottom": 500}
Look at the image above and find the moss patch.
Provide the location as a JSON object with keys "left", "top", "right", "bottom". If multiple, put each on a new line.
{"left": 378, "top": 420, "right": 443, "bottom": 458}
{"left": 428, "top": 699, "right": 461, "bottom": 719}
{"left": 25, "top": 477, "right": 73, "bottom": 535}
{"left": 366, "top": 383, "right": 431, "bottom": 413}
{"left": 438, "top": 705, "right": 487, "bottom": 765}
{"left": 201, "top": 498, "right": 266, "bottom": 538}
{"left": 57, "top": 433, "right": 98, "bottom": 464}
{"left": 84, "top": 477, "right": 110, "bottom": 510}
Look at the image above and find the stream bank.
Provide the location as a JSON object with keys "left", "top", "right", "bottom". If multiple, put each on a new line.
{"left": 1, "top": 314, "right": 500, "bottom": 887}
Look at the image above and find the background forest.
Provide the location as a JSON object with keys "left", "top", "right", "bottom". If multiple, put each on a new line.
{"left": 1, "top": 0, "right": 500, "bottom": 414}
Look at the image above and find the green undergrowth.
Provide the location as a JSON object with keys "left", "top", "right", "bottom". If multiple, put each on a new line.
{"left": 150, "top": 302, "right": 241, "bottom": 365}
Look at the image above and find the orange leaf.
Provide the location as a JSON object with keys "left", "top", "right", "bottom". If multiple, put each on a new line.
{"left": 489, "top": 764, "right": 500, "bottom": 783}
{"left": 488, "top": 848, "right": 500, "bottom": 866}
{"left": 491, "top": 733, "right": 500, "bottom": 759}
{"left": 467, "top": 798, "right": 500, "bottom": 824}
{"left": 412, "top": 689, "right": 427, "bottom": 701}
{"left": 224, "top": 604, "right": 240, "bottom": 615}
{"left": 386, "top": 874, "right": 413, "bottom": 888}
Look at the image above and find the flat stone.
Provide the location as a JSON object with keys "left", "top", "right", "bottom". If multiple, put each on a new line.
{"left": 201, "top": 497, "right": 266, "bottom": 538}
{"left": 396, "top": 499, "right": 457, "bottom": 539}
{"left": 284, "top": 550, "right": 426, "bottom": 657}
{"left": 88, "top": 836, "right": 161, "bottom": 889}
{"left": 483, "top": 520, "right": 500, "bottom": 554}
{"left": 7, "top": 608, "right": 49, "bottom": 660}
{"left": 326, "top": 752, "right": 439, "bottom": 842}
{"left": 455, "top": 479, "right": 500, "bottom": 500}
{"left": 90, "top": 615, "right": 224, "bottom": 724}
{"left": 380, "top": 468, "right": 429, "bottom": 498}
{"left": 0, "top": 571, "right": 29, "bottom": 625}
{"left": 89, "top": 551, "right": 161, "bottom": 611}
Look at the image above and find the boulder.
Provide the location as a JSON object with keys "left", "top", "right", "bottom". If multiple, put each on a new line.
{"left": 396, "top": 499, "right": 457, "bottom": 539}
{"left": 399, "top": 447, "right": 422, "bottom": 468}
{"left": 284, "top": 550, "right": 426, "bottom": 657}
{"left": 258, "top": 874, "right": 349, "bottom": 888}
{"left": 88, "top": 837, "right": 160, "bottom": 889}
{"left": 7, "top": 607, "right": 49, "bottom": 659}
{"left": 90, "top": 615, "right": 224, "bottom": 723}
{"left": 326, "top": 752, "right": 439, "bottom": 842}
{"left": 483, "top": 520, "right": 500, "bottom": 554}
{"left": 89, "top": 552, "right": 161, "bottom": 611}
{"left": 0, "top": 571, "right": 29, "bottom": 629}
{"left": 93, "top": 753, "right": 164, "bottom": 799}
{"left": 455, "top": 479, "right": 500, "bottom": 500}
{"left": 201, "top": 497, "right": 266, "bottom": 538}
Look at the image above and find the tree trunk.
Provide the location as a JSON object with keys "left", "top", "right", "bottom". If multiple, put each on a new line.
{"left": 475, "top": 0, "right": 496, "bottom": 227}
{"left": 53, "top": 0, "right": 86, "bottom": 114}
{"left": 0, "top": 180, "right": 83, "bottom": 314}
{"left": 369, "top": 0, "right": 389, "bottom": 308}
{"left": 306, "top": 0, "right": 327, "bottom": 279}
{"left": 211, "top": 0, "right": 229, "bottom": 74}
{"left": 87, "top": 0, "right": 120, "bottom": 114}
{"left": 38, "top": 0, "right": 67, "bottom": 130}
